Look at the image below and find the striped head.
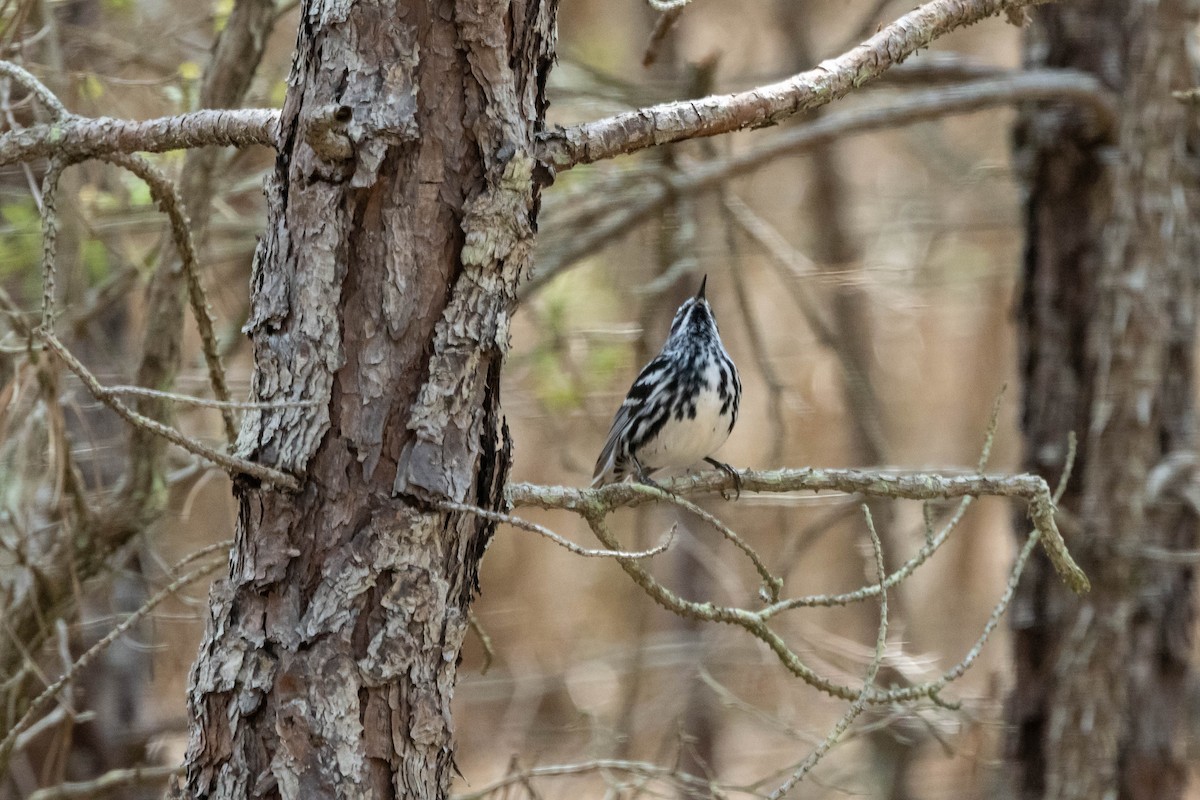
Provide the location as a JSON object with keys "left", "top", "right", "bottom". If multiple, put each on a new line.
{"left": 665, "top": 275, "right": 721, "bottom": 349}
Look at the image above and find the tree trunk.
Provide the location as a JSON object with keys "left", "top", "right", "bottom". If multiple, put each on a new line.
{"left": 179, "top": 1, "right": 557, "bottom": 797}
{"left": 1009, "top": 2, "right": 1200, "bottom": 798}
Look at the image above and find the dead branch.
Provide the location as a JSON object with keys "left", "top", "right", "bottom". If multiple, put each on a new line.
{"left": 39, "top": 333, "right": 298, "bottom": 489}
{"left": 25, "top": 765, "right": 182, "bottom": 800}
{"left": 508, "top": 467, "right": 1086, "bottom": 592}
{"left": 768, "top": 505, "right": 889, "bottom": 795}
{"left": 0, "top": 541, "right": 230, "bottom": 763}
{"left": 504, "top": 466, "right": 1073, "bottom": 710}
{"left": 435, "top": 498, "right": 677, "bottom": 559}
{"left": 526, "top": 70, "right": 1114, "bottom": 296}
{"left": 98, "top": 151, "right": 238, "bottom": 443}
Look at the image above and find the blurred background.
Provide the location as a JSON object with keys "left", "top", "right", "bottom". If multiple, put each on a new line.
{"left": 0, "top": 0, "right": 1147, "bottom": 797}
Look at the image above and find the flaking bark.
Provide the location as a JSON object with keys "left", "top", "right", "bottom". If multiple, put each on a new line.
{"left": 180, "top": 1, "right": 556, "bottom": 797}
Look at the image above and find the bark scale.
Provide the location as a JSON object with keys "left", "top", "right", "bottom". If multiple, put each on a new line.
{"left": 179, "top": 1, "right": 556, "bottom": 797}
{"left": 1010, "top": 2, "right": 1200, "bottom": 798}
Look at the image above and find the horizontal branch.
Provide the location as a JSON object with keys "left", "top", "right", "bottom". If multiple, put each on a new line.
{"left": 535, "top": 0, "right": 1061, "bottom": 169}
{"left": 508, "top": 466, "right": 1089, "bottom": 593}
{"left": 0, "top": 108, "right": 278, "bottom": 167}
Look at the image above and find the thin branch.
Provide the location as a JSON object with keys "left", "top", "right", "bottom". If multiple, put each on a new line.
{"left": 642, "top": 6, "right": 686, "bottom": 68}
{"left": 99, "top": 151, "right": 238, "bottom": 442}
{"left": 934, "top": 527, "right": 1040, "bottom": 689}
{"left": 467, "top": 611, "right": 495, "bottom": 675}
{"left": 0, "top": 107, "right": 279, "bottom": 167}
{"left": 580, "top": 510, "right": 865, "bottom": 701}
{"left": 454, "top": 758, "right": 724, "bottom": 800}
{"left": 536, "top": 0, "right": 1070, "bottom": 169}
{"left": 100, "top": 384, "right": 319, "bottom": 410}
{"left": 434, "top": 498, "right": 677, "bottom": 559}
{"left": 528, "top": 70, "right": 1115, "bottom": 295}
{"left": 650, "top": 490, "right": 783, "bottom": 601}
{"left": 768, "top": 504, "right": 889, "bottom": 797}
{"left": 39, "top": 332, "right": 298, "bottom": 489}
{"left": 0, "top": 60, "right": 67, "bottom": 118}
{"left": 37, "top": 156, "right": 65, "bottom": 331}
{"left": 26, "top": 765, "right": 182, "bottom": 800}
{"left": 0, "top": 542, "right": 230, "bottom": 762}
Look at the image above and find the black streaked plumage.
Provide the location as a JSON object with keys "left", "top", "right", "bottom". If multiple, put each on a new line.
{"left": 592, "top": 276, "right": 741, "bottom": 488}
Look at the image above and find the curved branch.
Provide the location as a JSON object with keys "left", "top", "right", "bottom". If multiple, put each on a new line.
{"left": 434, "top": 498, "right": 677, "bottom": 559}
{"left": 535, "top": 0, "right": 1065, "bottom": 169}
{"left": 100, "top": 152, "right": 239, "bottom": 444}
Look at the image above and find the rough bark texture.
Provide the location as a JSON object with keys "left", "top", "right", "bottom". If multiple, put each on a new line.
{"left": 1009, "top": 2, "right": 1200, "bottom": 798}
{"left": 180, "top": 1, "right": 557, "bottom": 797}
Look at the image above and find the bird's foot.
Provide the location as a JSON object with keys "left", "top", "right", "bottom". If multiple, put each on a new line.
{"left": 704, "top": 457, "right": 742, "bottom": 500}
{"left": 634, "top": 460, "right": 673, "bottom": 496}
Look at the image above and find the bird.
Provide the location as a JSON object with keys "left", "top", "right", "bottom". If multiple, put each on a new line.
{"left": 592, "top": 275, "right": 742, "bottom": 492}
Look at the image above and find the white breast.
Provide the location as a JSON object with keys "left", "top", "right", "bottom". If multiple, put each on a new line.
{"left": 636, "top": 361, "right": 733, "bottom": 473}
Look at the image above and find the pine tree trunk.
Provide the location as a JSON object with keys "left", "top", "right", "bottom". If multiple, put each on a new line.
{"left": 179, "top": 1, "right": 557, "bottom": 796}
{"left": 1010, "top": 1, "right": 1200, "bottom": 798}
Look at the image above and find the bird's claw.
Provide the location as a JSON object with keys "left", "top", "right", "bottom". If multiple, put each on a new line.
{"left": 634, "top": 460, "right": 675, "bottom": 496}
{"left": 705, "top": 457, "right": 742, "bottom": 500}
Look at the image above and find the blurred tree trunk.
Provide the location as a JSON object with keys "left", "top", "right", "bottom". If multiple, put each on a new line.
{"left": 178, "top": 0, "right": 556, "bottom": 797}
{"left": 1010, "top": 2, "right": 1200, "bottom": 799}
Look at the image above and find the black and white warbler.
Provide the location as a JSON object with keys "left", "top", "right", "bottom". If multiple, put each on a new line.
{"left": 592, "top": 275, "right": 742, "bottom": 490}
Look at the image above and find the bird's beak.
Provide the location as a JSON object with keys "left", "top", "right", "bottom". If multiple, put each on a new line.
{"left": 696, "top": 275, "right": 708, "bottom": 300}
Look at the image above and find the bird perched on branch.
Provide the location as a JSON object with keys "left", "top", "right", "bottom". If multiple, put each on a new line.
{"left": 592, "top": 275, "right": 742, "bottom": 491}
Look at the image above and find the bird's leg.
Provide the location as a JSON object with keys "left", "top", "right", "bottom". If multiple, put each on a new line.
{"left": 632, "top": 456, "right": 672, "bottom": 495}
{"left": 704, "top": 457, "right": 742, "bottom": 500}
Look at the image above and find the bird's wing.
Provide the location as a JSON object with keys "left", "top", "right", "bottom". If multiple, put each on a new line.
{"left": 592, "top": 353, "right": 674, "bottom": 484}
{"left": 592, "top": 404, "right": 631, "bottom": 485}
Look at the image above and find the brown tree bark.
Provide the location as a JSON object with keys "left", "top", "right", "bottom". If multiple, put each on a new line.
{"left": 179, "top": 0, "right": 557, "bottom": 796}
{"left": 1009, "top": 1, "right": 1200, "bottom": 798}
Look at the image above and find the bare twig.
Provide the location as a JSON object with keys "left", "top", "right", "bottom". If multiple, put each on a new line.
{"left": 642, "top": 6, "right": 686, "bottom": 68}
{"left": 435, "top": 498, "right": 677, "bottom": 559}
{"left": 40, "top": 332, "right": 298, "bottom": 489}
{"left": 509, "top": 466, "right": 1087, "bottom": 593}
{"left": 467, "top": 611, "right": 495, "bottom": 675}
{"left": 768, "top": 504, "right": 889, "bottom": 796}
{"left": 0, "top": 60, "right": 67, "bottom": 118}
{"left": 99, "top": 151, "right": 238, "bottom": 442}
{"left": 37, "top": 157, "right": 65, "bottom": 331}
{"left": 651, "top": 491, "right": 783, "bottom": 601}
{"left": 528, "top": 71, "right": 1114, "bottom": 295}
{"left": 100, "top": 384, "right": 319, "bottom": 410}
{"left": 26, "top": 765, "right": 182, "bottom": 800}
{"left": 454, "top": 758, "right": 722, "bottom": 800}
{"left": 0, "top": 542, "right": 230, "bottom": 762}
